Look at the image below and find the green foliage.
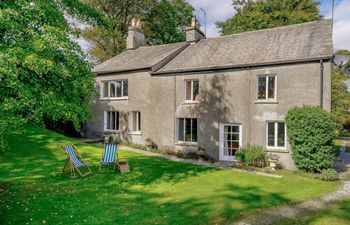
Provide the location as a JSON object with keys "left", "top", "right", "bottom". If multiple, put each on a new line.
{"left": 236, "top": 145, "right": 267, "bottom": 167}
{"left": 332, "top": 50, "right": 350, "bottom": 136}
{"left": 0, "top": 0, "right": 98, "bottom": 151}
{"left": 82, "top": 0, "right": 193, "bottom": 62}
{"left": 317, "top": 169, "right": 339, "bottom": 181}
{"left": 286, "top": 106, "right": 336, "bottom": 172}
{"left": 0, "top": 127, "right": 339, "bottom": 224}
{"left": 217, "top": 0, "right": 322, "bottom": 35}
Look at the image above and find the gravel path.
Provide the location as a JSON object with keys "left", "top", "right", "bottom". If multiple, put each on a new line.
{"left": 234, "top": 140, "right": 350, "bottom": 225}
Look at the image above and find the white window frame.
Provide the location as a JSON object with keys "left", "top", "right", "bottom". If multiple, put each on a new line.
{"left": 266, "top": 121, "right": 287, "bottom": 150}
{"left": 219, "top": 123, "right": 243, "bottom": 161}
{"left": 257, "top": 75, "right": 277, "bottom": 100}
{"left": 100, "top": 80, "right": 128, "bottom": 100}
{"left": 104, "top": 111, "right": 119, "bottom": 131}
{"left": 130, "top": 111, "right": 141, "bottom": 134}
{"left": 184, "top": 80, "right": 199, "bottom": 102}
{"left": 176, "top": 118, "right": 198, "bottom": 144}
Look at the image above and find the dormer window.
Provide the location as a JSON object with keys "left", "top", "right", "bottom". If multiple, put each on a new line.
{"left": 101, "top": 80, "right": 128, "bottom": 99}
{"left": 185, "top": 80, "right": 199, "bottom": 102}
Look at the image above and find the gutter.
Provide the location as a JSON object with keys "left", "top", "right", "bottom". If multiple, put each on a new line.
{"left": 150, "top": 56, "right": 333, "bottom": 76}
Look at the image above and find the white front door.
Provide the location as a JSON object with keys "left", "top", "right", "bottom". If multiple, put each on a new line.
{"left": 219, "top": 124, "right": 242, "bottom": 161}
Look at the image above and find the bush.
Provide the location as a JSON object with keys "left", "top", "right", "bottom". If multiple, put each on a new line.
{"left": 236, "top": 145, "right": 267, "bottom": 167}
{"left": 286, "top": 106, "right": 336, "bottom": 173}
{"left": 317, "top": 169, "right": 339, "bottom": 181}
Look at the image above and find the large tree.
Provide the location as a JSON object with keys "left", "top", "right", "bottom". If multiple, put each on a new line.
{"left": 332, "top": 50, "right": 350, "bottom": 136}
{"left": 0, "top": 0, "right": 104, "bottom": 151}
{"left": 82, "top": 0, "right": 193, "bottom": 62}
{"left": 217, "top": 0, "right": 322, "bottom": 35}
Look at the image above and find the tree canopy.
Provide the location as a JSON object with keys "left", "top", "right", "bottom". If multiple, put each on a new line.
{"left": 332, "top": 50, "right": 350, "bottom": 136}
{"left": 82, "top": 0, "right": 193, "bottom": 62}
{"left": 217, "top": 0, "right": 322, "bottom": 35}
{"left": 0, "top": 0, "right": 101, "bottom": 151}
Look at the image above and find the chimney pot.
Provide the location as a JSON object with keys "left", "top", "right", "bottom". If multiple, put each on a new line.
{"left": 186, "top": 16, "right": 206, "bottom": 43}
{"left": 126, "top": 18, "right": 146, "bottom": 50}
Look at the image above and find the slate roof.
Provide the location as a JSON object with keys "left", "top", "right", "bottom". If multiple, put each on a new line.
{"left": 93, "top": 42, "right": 188, "bottom": 74}
{"left": 154, "top": 20, "right": 333, "bottom": 74}
{"left": 93, "top": 20, "right": 333, "bottom": 75}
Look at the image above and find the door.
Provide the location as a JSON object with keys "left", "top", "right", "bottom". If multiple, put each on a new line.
{"left": 219, "top": 124, "right": 242, "bottom": 161}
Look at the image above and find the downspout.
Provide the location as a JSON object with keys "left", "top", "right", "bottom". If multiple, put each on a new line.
{"left": 320, "top": 59, "right": 324, "bottom": 109}
{"left": 174, "top": 75, "right": 177, "bottom": 144}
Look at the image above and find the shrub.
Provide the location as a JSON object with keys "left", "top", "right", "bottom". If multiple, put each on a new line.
{"left": 317, "top": 169, "right": 339, "bottom": 181}
{"left": 237, "top": 145, "right": 267, "bottom": 167}
{"left": 286, "top": 106, "right": 336, "bottom": 173}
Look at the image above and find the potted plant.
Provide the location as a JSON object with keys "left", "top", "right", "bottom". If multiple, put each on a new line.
{"left": 145, "top": 138, "right": 153, "bottom": 150}
{"left": 268, "top": 154, "right": 279, "bottom": 170}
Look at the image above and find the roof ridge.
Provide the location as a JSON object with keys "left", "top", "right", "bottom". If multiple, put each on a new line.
{"left": 198, "top": 19, "right": 332, "bottom": 43}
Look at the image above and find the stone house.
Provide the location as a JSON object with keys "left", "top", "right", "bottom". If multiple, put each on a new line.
{"left": 87, "top": 18, "right": 333, "bottom": 168}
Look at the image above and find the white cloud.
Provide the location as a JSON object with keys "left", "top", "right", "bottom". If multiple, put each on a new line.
{"left": 187, "top": 0, "right": 234, "bottom": 37}
{"left": 325, "top": 0, "right": 350, "bottom": 50}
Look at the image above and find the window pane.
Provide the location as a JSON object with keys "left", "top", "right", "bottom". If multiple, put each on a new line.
{"left": 116, "top": 112, "right": 119, "bottom": 130}
{"left": 103, "top": 82, "right": 108, "bottom": 98}
{"left": 123, "top": 81, "right": 128, "bottom": 97}
{"left": 115, "top": 81, "right": 122, "bottom": 97}
{"left": 185, "top": 118, "right": 192, "bottom": 142}
{"left": 192, "top": 81, "right": 199, "bottom": 101}
{"left": 138, "top": 112, "right": 141, "bottom": 131}
{"left": 106, "top": 112, "right": 111, "bottom": 130}
{"left": 178, "top": 118, "right": 184, "bottom": 141}
{"left": 132, "top": 112, "right": 137, "bottom": 131}
{"left": 268, "top": 76, "right": 275, "bottom": 99}
{"left": 258, "top": 76, "right": 266, "bottom": 99}
{"left": 111, "top": 112, "right": 116, "bottom": 130}
{"left": 267, "top": 123, "right": 275, "bottom": 146}
{"left": 192, "top": 118, "right": 197, "bottom": 142}
{"left": 185, "top": 81, "right": 191, "bottom": 100}
{"left": 110, "top": 82, "right": 116, "bottom": 98}
{"left": 277, "top": 123, "right": 285, "bottom": 147}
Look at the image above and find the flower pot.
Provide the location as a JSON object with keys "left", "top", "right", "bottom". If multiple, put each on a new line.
{"left": 269, "top": 161, "right": 277, "bottom": 170}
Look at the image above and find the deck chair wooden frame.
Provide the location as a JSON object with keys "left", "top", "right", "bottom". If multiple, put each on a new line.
{"left": 99, "top": 143, "right": 118, "bottom": 172}
{"left": 62, "top": 145, "right": 92, "bottom": 178}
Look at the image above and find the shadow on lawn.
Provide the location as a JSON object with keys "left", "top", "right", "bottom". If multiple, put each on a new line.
{"left": 1, "top": 127, "right": 211, "bottom": 186}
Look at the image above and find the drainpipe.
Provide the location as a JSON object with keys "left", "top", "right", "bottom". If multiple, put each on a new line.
{"left": 320, "top": 59, "right": 324, "bottom": 109}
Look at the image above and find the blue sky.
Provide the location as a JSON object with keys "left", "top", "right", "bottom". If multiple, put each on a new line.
{"left": 188, "top": 0, "right": 350, "bottom": 50}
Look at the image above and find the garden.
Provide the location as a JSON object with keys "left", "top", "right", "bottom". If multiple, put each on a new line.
{"left": 0, "top": 126, "right": 340, "bottom": 225}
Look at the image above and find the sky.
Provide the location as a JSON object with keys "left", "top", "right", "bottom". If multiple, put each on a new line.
{"left": 187, "top": 0, "right": 350, "bottom": 50}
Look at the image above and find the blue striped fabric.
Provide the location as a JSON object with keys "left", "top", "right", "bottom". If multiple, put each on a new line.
{"left": 101, "top": 144, "right": 117, "bottom": 164}
{"left": 64, "top": 145, "right": 85, "bottom": 167}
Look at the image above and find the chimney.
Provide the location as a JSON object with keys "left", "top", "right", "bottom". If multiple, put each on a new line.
{"left": 186, "top": 16, "right": 206, "bottom": 43}
{"left": 126, "top": 18, "right": 146, "bottom": 50}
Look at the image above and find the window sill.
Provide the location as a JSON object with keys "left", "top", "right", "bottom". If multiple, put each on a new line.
{"left": 100, "top": 97, "right": 129, "bottom": 101}
{"left": 254, "top": 100, "right": 278, "bottom": 104}
{"left": 129, "top": 131, "right": 141, "bottom": 135}
{"left": 265, "top": 147, "right": 288, "bottom": 153}
{"left": 103, "top": 130, "right": 120, "bottom": 133}
{"left": 175, "top": 142, "right": 198, "bottom": 147}
{"left": 183, "top": 101, "right": 199, "bottom": 105}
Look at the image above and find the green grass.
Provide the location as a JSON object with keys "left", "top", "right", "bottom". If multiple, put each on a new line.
{"left": 275, "top": 198, "right": 350, "bottom": 225}
{"left": 0, "top": 127, "right": 340, "bottom": 225}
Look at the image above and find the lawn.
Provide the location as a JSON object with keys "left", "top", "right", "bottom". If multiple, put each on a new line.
{"left": 274, "top": 198, "right": 350, "bottom": 225}
{"left": 0, "top": 127, "right": 340, "bottom": 225}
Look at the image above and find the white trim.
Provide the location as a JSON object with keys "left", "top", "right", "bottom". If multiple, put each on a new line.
{"left": 219, "top": 123, "right": 242, "bottom": 161}
{"left": 103, "top": 111, "right": 120, "bottom": 131}
{"left": 99, "top": 80, "right": 128, "bottom": 99}
{"left": 266, "top": 121, "right": 287, "bottom": 150}
{"left": 257, "top": 75, "right": 277, "bottom": 100}
{"left": 184, "top": 80, "right": 199, "bottom": 102}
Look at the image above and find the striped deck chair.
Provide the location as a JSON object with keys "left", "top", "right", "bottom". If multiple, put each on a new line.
{"left": 62, "top": 145, "right": 92, "bottom": 178}
{"left": 99, "top": 143, "right": 118, "bottom": 172}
